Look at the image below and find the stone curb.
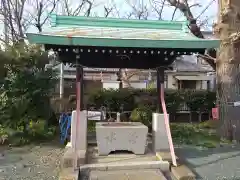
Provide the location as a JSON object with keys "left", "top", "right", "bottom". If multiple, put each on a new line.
{"left": 80, "top": 160, "right": 170, "bottom": 172}
{"left": 89, "top": 169, "right": 168, "bottom": 180}
{"left": 58, "top": 168, "right": 79, "bottom": 180}
{"left": 156, "top": 152, "right": 196, "bottom": 180}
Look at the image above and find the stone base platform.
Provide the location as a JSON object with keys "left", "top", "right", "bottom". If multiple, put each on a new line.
{"left": 87, "top": 145, "right": 157, "bottom": 164}
{"left": 61, "top": 143, "right": 87, "bottom": 169}
{"left": 59, "top": 168, "right": 79, "bottom": 180}
{"left": 59, "top": 137, "right": 196, "bottom": 180}
{"left": 89, "top": 169, "right": 167, "bottom": 180}
{"left": 83, "top": 144, "right": 170, "bottom": 172}
{"left": 156, "top": 151, "right": 196, "bottom": 180}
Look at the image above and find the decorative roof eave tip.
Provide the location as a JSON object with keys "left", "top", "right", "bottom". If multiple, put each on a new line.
{"left": 50, "top": 13, "right": 57, "bottom": 27}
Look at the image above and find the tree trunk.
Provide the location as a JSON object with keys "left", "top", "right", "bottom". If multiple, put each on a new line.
{"left": 216, "top": 0, "right": 240, "bottom": 141}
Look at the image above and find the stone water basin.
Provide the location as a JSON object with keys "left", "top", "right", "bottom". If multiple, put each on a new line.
{"left": 96, "top": 122, "right": 148, "bottom": 156}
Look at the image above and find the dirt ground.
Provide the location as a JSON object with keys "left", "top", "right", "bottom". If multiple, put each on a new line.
{"left": 0, "top": 140, "right": 65, "bottom": 180}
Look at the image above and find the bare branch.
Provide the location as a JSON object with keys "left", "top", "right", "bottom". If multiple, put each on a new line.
{"left": 172, "top": 6, "right": 177, "bottom": 20}
{"left": 125, "top": 0, "right": 149, "bottom": 19}
{"left": 104, "top": 6, "right": 113, "bottom": 17}
{"left": 150, "top": 0, "right": 166, "bottom": 20}
{"left": 84, "top": 0, "right": 93, "bottom": 17}
{"left": 165, "top": 0, "right": 216, "bottom": 69}
{"left": 197, "top": 54, "right": 216, "bottom": 71}
{"left": 196, "top": 0, "right": 215, "bottom": 20}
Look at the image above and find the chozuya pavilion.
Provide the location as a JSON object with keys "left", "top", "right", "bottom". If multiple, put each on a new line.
{"left": 27, "top": 14, "right": 219, "bottom": 169}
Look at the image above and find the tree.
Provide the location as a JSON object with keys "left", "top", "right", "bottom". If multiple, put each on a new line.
{"left": 117, "top": 0, "right": 216, "bottom": 88}
{"left": 60, "top": 0, "right": 93, "bottom": 16}
{"left": 0, "top": 0, "right": 61, "bottom": 43}
{"left": 152, "top": 0, "right": 240, "bottom": 141}
{"left": 0, "top": 45, "right": 58, "bottom": 128}
{"left": 163, "top": 0, "right": 217, "bottom": 70}
{"left": 213, "top": 0, "right": 240, "bottom": 141}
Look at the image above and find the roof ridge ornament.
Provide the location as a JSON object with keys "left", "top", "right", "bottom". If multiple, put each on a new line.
{"left": 181, "top": 17, "right": 189, "bottom": 33}
{"left": 48, "top": 14, "right": 184, "bottom": 30}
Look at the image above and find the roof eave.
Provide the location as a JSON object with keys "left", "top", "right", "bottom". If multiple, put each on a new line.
{"left": 26, "top": 33, "right": 220, "bottom": 49}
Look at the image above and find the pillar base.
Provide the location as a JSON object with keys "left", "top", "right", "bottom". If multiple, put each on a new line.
{"left": 152, "top": 113, "right": 170, "bottom": 152}
{"left": 70, "top": 110, "right": 87, "bottom": 151}
{"left": 62, "top": 147, "right": 86, "bottom": 169}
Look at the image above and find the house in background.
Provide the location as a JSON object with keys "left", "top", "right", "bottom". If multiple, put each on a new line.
{"left": 50, "top": 55, "right": 214, "bottom": 98}
{"left": 166, "top": 55, "right": 214, "bottom": 90}
{"left": 49, "top": 31, "right": 216, "bottom": 97}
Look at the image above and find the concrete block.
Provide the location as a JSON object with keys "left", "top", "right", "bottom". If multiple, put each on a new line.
{"left": 171, "top": 165, "right": 196, "bottom": 180}
{"left": 61, "top": 148, "right": 86, "bottom": 169}
{"left": 152, "top": 113, "right": 170, "bottom": 152}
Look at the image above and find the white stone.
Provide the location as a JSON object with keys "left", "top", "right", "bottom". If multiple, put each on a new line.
{"left": 71, "top": 110, "right": 87, "bottom": 151}
{"left": 80, "top": 160, "right": 169, "bottom": 172}
{"left": 152, "top": 113, "right": 170, "bottom": 152}
{"left": 96, "top": 122, "right": 148, "bottom": 155}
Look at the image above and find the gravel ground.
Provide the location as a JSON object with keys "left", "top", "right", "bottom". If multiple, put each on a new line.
{"left": 175, "top": 145, "right": 240, "bottom": 180}
{"left": 1, "top": 137, "right": 240, "bottom": 180}
{"left": 0, "top": 141, "right": 65, "bottom": 180}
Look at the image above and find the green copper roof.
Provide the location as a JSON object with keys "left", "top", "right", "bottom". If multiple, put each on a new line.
{"left": 26, "top": 15, "right": 220, "bottom": 49}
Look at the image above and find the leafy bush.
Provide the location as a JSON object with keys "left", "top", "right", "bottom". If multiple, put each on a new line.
{"left": 88, "top": 89, "right": 135, "bottom": 112}
{"left": 86, "top": 89, "right": 216, "bottom": 115}
{"left": 0, "top": 121, "right": 56, "bottom": 146}
{"left": 0, "top": 45, "right": 58, "bottom": 129}
{"left": 170, "top": 123, "right": 220, "bottom": 147}
{"left": 0, "top": 125, "right": 9, "bottom": 144}
{"left": 0, "top": 45, "right": 58, "bottom": 145}
{"left": 27, "top": 120, "right": 56, "bottom": 140}
{"left": 130, "top": 105, "right": 152, "bottom": 126}
{"left": 198, "top": 120, "right": 219, "bottom": 129}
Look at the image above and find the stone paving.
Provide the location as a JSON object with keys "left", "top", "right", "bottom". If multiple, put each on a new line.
{"left": 82, "top": 144, "right": 170, "bottom": 179}
{"left": 89, "top": 169, "right": 167, "bottom": 180}
{"left": 87, "top": 145, "right": 157, "bottom": 164}
{"left": 175, "top": 145, "right": 240, "bottom": 180}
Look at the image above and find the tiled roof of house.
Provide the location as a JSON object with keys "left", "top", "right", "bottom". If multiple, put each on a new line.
{"left": 173, "top": 55, "right": 211, "bottom": 72}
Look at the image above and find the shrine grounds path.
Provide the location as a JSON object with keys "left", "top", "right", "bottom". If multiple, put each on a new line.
{"left": 1, "top": 141, "right": 240, "bottom": 180}
{"left": 0, "top": 140, "right": 65, "bottom": 180}
{"left": 175, "top": 144, "right": 240, "bottom": 180}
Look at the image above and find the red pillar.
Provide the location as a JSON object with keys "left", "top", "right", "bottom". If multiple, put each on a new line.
{"left": 157, "top": 67, "right": 177, "bottom": 166}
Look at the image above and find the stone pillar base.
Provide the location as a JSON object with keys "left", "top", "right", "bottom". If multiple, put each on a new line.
{"left": 61, "top": 147, "right": 86, "bottom": 169}
{"left": 59, "top": 168, "right": 79, "bottom": 180}
{"left": 71, "top": 110, "right": 87, "bottom": 151}
{"left": 152, "top": 113, "right": 170, "bottom": 152}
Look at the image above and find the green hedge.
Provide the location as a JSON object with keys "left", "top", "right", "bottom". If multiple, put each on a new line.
{"left": 86, "top": 89, "right": 216, "bottom": 114}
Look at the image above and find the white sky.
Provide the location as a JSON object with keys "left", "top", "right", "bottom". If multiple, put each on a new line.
{"left": 0, "top": 0, "right": 218, "bottom": 34}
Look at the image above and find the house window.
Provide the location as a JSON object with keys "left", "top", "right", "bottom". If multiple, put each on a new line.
{"left": 178, "top": 80, "right": 196, "bottom": 89}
